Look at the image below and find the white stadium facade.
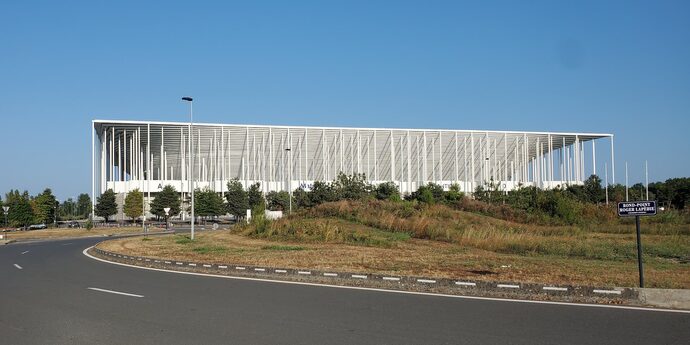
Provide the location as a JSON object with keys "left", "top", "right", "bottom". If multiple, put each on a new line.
{"left": 91, "top": 120, "right": 615, "bottom": 219}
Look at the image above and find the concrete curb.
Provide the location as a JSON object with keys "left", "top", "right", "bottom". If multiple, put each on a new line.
{"left": 89, "top": 246, "right": 661, "bottom": 307}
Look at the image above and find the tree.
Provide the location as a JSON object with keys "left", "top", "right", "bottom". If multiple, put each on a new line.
{"left": 445, "top": 183, "right": 464, "bottom": 203}
{"left": 266, "top": 191, "right": 291, "bottom": 211}
{"left": 124, "top": 189, "right": 144, "bottom": 222}
{"left": 32, "top": 188, "right": 57, "bottom": 225}
{"left": 150, "top": 185, "right": 181, "bottom": 220}
{"left": 375, "top": 182, "right": 401, "bottom": 201}
{"left": 95, "top": 189, "right": 118, "bottom": 222}
{"left": 247, "top": 182, "right": 264, "bottom": 210}
{"left": 77, "top": 193, "right": 92, "bottom": 219}
{"left": 580, "top": 174, "right": 605, "bottom": 204}
{"left": 195, "top": 188, "right": 225, "bottom": 219}
{"left": 309, "top": 181, "right": 339, "bottom": 205}
{"left": 225, "top": 179, "right": 248, "bottom": 219}
{"left": 5, "top": 190, "right": 34, "bottom": 227}
{"left": 293, "top": 187, "right": 313, "bottom": 209}
{"left": 333, "top": 172, "right": 371, "bottom": 200}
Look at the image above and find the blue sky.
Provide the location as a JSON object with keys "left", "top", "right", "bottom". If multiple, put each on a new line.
{"left": 1, "top": 0, "right": 688, "bottom": 200}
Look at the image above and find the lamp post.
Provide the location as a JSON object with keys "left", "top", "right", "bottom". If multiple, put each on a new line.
{"left": 3, "top": 206, "right": 8, "bottom": 228}
{"left": 164, "top": 207, "right": 171, "bottom": 231}
{"left": 285, "top": 148, "right": 292, "bottom": 214}
{"left": 182, "top": 96, "right": 195, "bottom": 240}
{"left": 55, "top": 200, "right": 59, "bottom": 228}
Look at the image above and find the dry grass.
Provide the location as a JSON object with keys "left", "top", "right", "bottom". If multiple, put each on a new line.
{"left": 4, "top": 226, "right": 159, "bottom": 241}
{"left": 95, "top": 200, "right": 690, "bottom": 289}
{"left": 97, "top": 230, "right": 690, "bottom": 289}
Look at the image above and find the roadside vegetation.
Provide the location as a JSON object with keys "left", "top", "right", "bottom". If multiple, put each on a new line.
{"left": 95, "top": 173, "right": 690, "bottom": 289}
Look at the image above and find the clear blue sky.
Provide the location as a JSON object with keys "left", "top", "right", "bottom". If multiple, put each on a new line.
{"left": 1, "top": 0, "right": 688, "bottom": 200}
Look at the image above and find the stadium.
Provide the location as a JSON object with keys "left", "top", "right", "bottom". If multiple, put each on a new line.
{"left": 91, "top": 120, "right": 615, "bottom": 218}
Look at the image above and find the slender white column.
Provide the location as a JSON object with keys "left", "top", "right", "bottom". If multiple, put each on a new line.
{"left": 373, "top": 131, "right": 377, "bottom": 181}
{"left": 463, "top": 136, "right": 467, "bottom": 192}
{"left": 611, "top": 135, "right": 616, "bottom": 184}
{"left": 438, "top": 131, "right": 443, "bottom": 182}
{"left": 592, "top": 139, "right": 597, "bottom": 175}
{"left": 306, "top": 129, "right": 310, "bottom": 181}
{"left": 407, "top": 131, "right": 411, "bottom": 193}
{"left": 423, "top": 132, "right": 427, "bottom": 182}
{"left": 470, "top": 133, "right": 475, "bottom": 191}
{"left": 91, "top": 123, "right": 95, "bottom": 219}
{"left": 454, "top": 132, "right": 459, "bottom": 183}
{"left": 503, "top": 133, "right": 507, "bottom": 184}
{"left": 390, "top": 130, "right": 395, "bottom": 182}
{"left": 323, "top": 129, "right": 327, "bottom": 179}
{"left": 147, "top": 124, "right": 150, "bottom": 209}
{"left": 356, "top": 130, "right": 361, "bottom": 174}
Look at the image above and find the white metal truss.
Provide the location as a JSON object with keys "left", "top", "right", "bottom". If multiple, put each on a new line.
{"left": 91, "top": 120, "right": 614, "bottom": 213}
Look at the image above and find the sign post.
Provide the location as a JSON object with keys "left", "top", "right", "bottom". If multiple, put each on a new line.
{"left": 618, "top": 200, "right": 657, "bottom": 288}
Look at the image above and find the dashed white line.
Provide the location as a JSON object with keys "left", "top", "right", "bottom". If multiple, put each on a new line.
{"left": 254, "top": 268, "right": 266, "bottom": 272}
{"left": 164, "top": 261, "right": 171, "bottom": 264}
{"left": 298, "top": 271, "right": 312, "bottom": 275}
{"left": 593, "top": 289, "right": 622, "bottom": 295}
{"left": 188, "top": 263, "right": 197, "bottom": 267}
{"left": 382, "top": 277, "right": 400, "bottom": 281}
{"left": 323, "top": 273, "right": 338, "bottom": 277}
{"left": 543, "top": 286, "right": 568, "bottom": 292}
{"left": 13, "top": 264, "right": 23, "bottom": 270}
{"left": 21, "top": 250, "right": 29, "bottom": 255}
{"left": 352, "top": 274, "right": 367, "bottom": 279}
{"left": 218, "top": 265, "right": 228, "bottom": 269}
{"left": 87, "top": 287, "right": 144, "bottom": 298}
{"left": 417, "top": 279, "right": 436, "bottom": 284}
{"left": 176, "top": 262, "right": 183, "bottom": 265}
{"left": 203, "top": 264, "right": 212, "bottom": 268}
{"left": 275, "top": 269, "right": 287, "bottom": 273}
{"left": 235, "top": 266, "right": 246, "bottom": 270}
{"left": 455, "top": 281, "right": 477, "bottom": 287}
{"left": 497, "top": 284, "right": 520, "bottom": 289}
{"left": 83, "top": 247, "right": 689, "bottom": 314}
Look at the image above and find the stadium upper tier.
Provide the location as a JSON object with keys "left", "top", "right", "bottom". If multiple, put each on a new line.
{"left": 92, "top": 120, "right": 614, "bottom": 199}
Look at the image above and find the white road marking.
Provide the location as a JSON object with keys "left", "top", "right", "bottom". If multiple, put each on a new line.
{"left": 323, "top": 273, "right": 338, "bottom": 277}
{"left": 298, "top": 271, "right": 311, "bottom": 275}
{"left": 593, "top": 289, "right": 622, "bottom": 295}
{"left": 275, "top": 269, "right": 287, "bottom": 273}
{"left": 383, "top": 277, "right": 400, "bottom": 281}
{"left": 61, "top": 243, "right": 73, "bottom": 246}
{"left": 543, "top": 286, "right": 568, "bottom": 292}
{"left": 176, "top": 262, "right": 183, "bottom": 265}
{"left": 14, "top": 264, "right": 23, "bottom": 270}
{"left": 235, "top": 266, "right": 246, "bottom": 270}
{"left": 455, "top": 281, "right": 477, "bottom": 287}
{"left": 497, "top": 284, "right": 520, "bottom": 289}
{"left": 21, "top": 251, "right": 29, "bottom": 255}
{"left": 164, "top": 261, "right": 171, "bottom": 264}
{"left": 203, "top": 264, "right": 212, "bottom": 268}
{"left": 218, "top": 265, "right": 228, "bottom": 269}
{"left": 188, "top": 263, "right": 196, "bottom": 267}
{"left": 83, "top": 247, "right": 690, "bottom": 314}
{"left": 352, "top": 274, "right": 367, "bottom": 279}
{"left": 87, "top": 287, "right": 144, "bottom": 298}
{"left": 254, "top": 268, "right": 266, "bottom": 272}
{"left": 417, "top": 279, "right": 436, "bottom": 284}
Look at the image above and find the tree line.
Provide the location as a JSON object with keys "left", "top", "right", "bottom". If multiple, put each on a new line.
{"left": 0, "top": 189, "right": 91, "bottom": 228}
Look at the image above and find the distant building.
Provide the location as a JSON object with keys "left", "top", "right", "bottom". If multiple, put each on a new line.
{"left": 91, "top": 120, "right": 614, "bottom": 218}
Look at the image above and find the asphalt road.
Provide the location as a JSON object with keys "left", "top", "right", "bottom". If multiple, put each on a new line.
{"left": 1, "top": 237, "right": 688, "bottom": 345}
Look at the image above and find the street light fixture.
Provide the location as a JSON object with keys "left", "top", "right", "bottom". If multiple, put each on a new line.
{"left": 164, "top": 207, "right": 171, "bottom": 231}
{"left": 3, "top": 206, "right": 8, "bottom": 228}
{"left": 182, "top": 96, "right": 195, "bottom": 240}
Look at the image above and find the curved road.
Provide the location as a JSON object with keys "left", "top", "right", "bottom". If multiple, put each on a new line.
{"left": 1, "top": 237, "right": 688, "bottom": 344}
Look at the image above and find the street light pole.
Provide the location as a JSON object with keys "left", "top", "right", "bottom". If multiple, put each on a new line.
{"left": 182, "top": 97, "right": 195, "bottom": 240}
{"left": 164, "top": 207, "right": 171, "bottom": 231}
{"left": 3, "top": 206, "right": 8, "bottom": 228}
{"left": 54, "top": 200, "right": 59, "bottom": 228}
